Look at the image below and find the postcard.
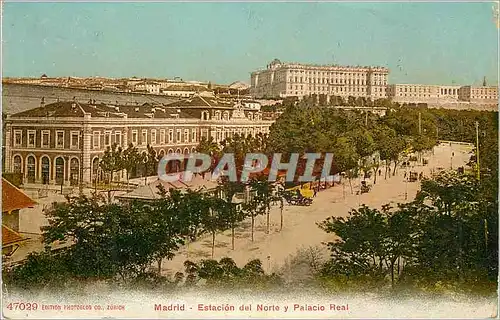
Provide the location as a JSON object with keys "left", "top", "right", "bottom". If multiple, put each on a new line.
{"left": 1, "top": 1, "right": 498, "bottom": 319}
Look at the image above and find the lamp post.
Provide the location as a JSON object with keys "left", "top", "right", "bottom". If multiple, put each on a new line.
{"left": 341, "top": 172, "right": 346, "bottom": 199}
{"left": 231, "top": 193, "right": 244, "bottom": 250}
{"left": 404, "top": 168, "right": 408, "bottom": 200}
{"left": 475, "top": 121, "right": 480, "bottom": 181}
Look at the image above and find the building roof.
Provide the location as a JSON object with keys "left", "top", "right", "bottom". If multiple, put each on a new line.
{"left": 165, "top": 95, "right": 235, "bottom": 109}
{"left": 162, "top": 85, "right": 210, "bottom": 92}
{"left": 117, "top": 175, "right": 218, "bottom": 201}
{"left": 2, "top": 225, "right": 26, "bottom": 247}
{"left": 9, "top": 101, "right": 198, "bottom": 120}
{"left": 2, "top": 178, "right": 37, "bottom": 213}
{"left": 228, "top": 81, "right": 251, "bottom": 90}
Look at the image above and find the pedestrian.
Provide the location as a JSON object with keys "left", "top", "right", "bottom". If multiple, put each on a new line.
{"left": 313, "top": 188, "right": 317, "bottom": 197}
{"left": 404, "top": 172, "right": 407, "bottom": 178}
{"left": 378, "top": 169, "right": 382, "bottom": 176}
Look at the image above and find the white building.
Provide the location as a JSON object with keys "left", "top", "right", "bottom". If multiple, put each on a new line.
{"left": 387, "top": 83, "right": 499, "bottom": 106}
{"left": 250, "top": 59, "right": 389, "bottom": 100}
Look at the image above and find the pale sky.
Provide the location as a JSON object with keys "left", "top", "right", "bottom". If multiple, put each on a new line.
{"left": 2, "top": 2, "right": 499, "bottom": 85}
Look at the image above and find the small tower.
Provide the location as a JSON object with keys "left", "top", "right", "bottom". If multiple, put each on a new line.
{"left": 483, "top": 76, "right": 487, "bottom": 87}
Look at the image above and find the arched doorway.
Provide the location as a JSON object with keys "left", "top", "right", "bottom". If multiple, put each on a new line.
{"left": 13, "top": 155, "right": 22, "bottom": 174}
{"left": 55, "top": 157, "right": 65, "bottom": 185}
{"left": 41, "top": 156, "right": 50, "bottom": 184}
{"left": 70, "top": 158, "right": 79, "bottom": 186}
{"left": 26, "top": 156, "right": 36, "bottom": 183}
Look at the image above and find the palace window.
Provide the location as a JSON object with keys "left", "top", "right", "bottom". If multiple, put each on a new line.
{"left": 184, "top": 129, "right": 189, "bottom": 143}
{"left": 160, "top": 129, "right": 166, "bottom": 144}
{"left": 176, "top": 130, "right": 181, "bottom": 143}
{"left": 42, "top": 130, "right": 50, "bottom": 148}
{"left": 151, "top": 130, "right": 157, "bottom": 145}
{"left": 71, "top": 131, "right": 80, "bottom": 149}
{"left": 104, "top": 131, "right": 111, "bottom": 147}
{"left": 169, "top": 129, "right": 174, "bottom": 143}
{"left": 93, "top": 131, "right": 100, "bottom": 149}
{"left": 115, "top": 131, "right": 122, "bottom": 146}
{"left": 132, "top": 130, "right": 138, "bottom": 145}
{"left": 56, "top": 130, "right": 65, "bottom": 149}
{"left": 141, "top": 130, "right": 147, "bottom": 145}
{"left": 14, "top": 130, "right": 22, "bottom": 147}
{"left": 27, "top": 130, "right": 36, "bottom": 148}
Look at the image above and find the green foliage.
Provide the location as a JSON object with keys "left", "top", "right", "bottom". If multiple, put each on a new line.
{"left": 99, "top": 143, "right": 123, "bottom": 181}
{"left": 182, "top": 257, "right": 283, "bottom": 291}
{"left": 122, "top": 143, "right": 141, "bottom": 180}
{"left": 319, "top": 171, "right": 498, "bottom": 294}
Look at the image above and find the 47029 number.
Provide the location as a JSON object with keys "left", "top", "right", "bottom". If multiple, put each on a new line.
{"left": 6, "top": 303, "right": 38, "bottom": 311}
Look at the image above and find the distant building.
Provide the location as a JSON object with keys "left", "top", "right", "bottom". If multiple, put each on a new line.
{"left": 387, "top": 83, "right": 498, "bottom": 106}
{"left": 133, "top": 81, "right": 161, "bottom": 94}
{"left": 250, "top": 59, "right": 389, "bottom": 99}
{"left": 161, "top": 84, "right": 212, "bottom": 98}
{"left": 458, "top": 85, "right": 498, "bottom": 104}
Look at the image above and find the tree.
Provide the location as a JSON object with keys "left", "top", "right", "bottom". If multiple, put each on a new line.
{"left": 144, "top": 145, "right": 159, "bottom": 183}
{"left": 122, "top": 143, "right": 141, "bottom": 187}
{"left": 200, "top": 195, "right": 231, "bottom": 258}
{"left": 217, "top": 179, "right": 246, "bottom": 250}
{"left": 41, "top": 194, "right": 165, "bottom": 280}
{"left": 250, "top": 175, "right": 275, "bottom": 235}
{"left": 333, "top": 135, "right": 359, "bottom": 194}
{"left": 99, "top": 143, "right": 123, "bottom": 202}
{"left": 196, "top": 136, "right": 221, "bottom": 176}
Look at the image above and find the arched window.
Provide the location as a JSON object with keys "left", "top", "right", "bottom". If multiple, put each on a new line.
{"left": 201, "top": 111, "right": 210, "bottom": 120}
{"left": 222, "top": 111, "right": 229, "bottom": 121}
{"left": 55, "top": 157, "right": 65, "bottom": 184}
{"left": 26, "top": 156, "right": 36, "bottom": 183}
{"left": 70, "top": 158, "right": 79, "bottom": 186}
{"left": 41, "top": 156, "right": 50, "bottom": 184}
{"left": 215, "top": 111, "right": 221, "bottom": 121}
{"left": 13, "top": 155, "right": 22, "bottom": 174}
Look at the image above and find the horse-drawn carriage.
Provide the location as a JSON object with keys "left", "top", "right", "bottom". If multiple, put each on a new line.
{"left": 409, "top": 172, "right": 419, "bottom": 182}
{"left": 282, "top": 189, "right": 313, "bottom": 206}
{"left": 356, "top": 180, "right": 371, "bottom": 195}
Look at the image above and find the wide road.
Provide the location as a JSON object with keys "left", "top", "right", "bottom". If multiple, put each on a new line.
{"left": 160, "top": 142, "right": 473, "bottom": 276}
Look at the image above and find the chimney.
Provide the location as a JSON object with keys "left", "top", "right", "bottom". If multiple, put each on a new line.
{"left": 40, "top": 97, "right": 45, "bottom": 107}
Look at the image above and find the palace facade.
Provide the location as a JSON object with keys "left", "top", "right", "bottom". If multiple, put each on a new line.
{"left": 250, "top": 59, "right": 389, "bottom": 99}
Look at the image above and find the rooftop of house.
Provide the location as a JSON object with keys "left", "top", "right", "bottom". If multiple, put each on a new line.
{"left": 2, "top": 225, "right": 26, "bottom": 247}
{"left": 117, "top": 175, "right": 219, "bottom": 201}
{"left": 162, "top": 85, "right": 211, "bottom": 92}
{"left": 2, "top": 178, "right": 37, "bottom": 213}
{"left": 7, "top": 94, "right": 265, "bottom": 120}
{"left": 9, "top": 101, "right": 196, "bottom": 119}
